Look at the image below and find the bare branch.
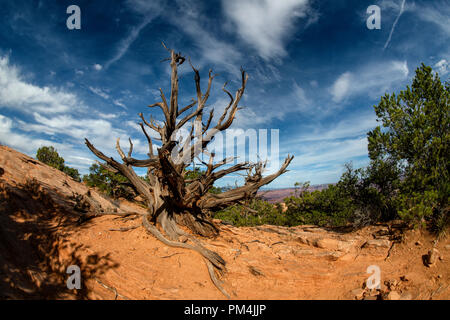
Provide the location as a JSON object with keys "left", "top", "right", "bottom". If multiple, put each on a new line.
{"left": 139, "top": 122, "right": 154, "bottom": 157}
{"left": 178, "top": 100, "right": 197, "bottom": 117}
{"left": 139, "top": 113, "right": 162, "bottom": 134}
{"left": 116, "top": 138, "right": 127, "bottom": 161}
{"left": 212, "top": 156, "right": 237, "bottom": 171}
{"left": 203, "top": 109, "right": 214, "bottom": 134}
{"left": 96, "top": 160, "right": 119, "bottom": 174}
{"left": 198, "top": 155, "right": 294, "bottom": 210}
{"left": 128, "top": 138, "right": 134, "bottom": 158}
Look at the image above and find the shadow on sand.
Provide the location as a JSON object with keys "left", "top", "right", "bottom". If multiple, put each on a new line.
{"left": 0, "top": 178, "right": 119, "bottom": 299}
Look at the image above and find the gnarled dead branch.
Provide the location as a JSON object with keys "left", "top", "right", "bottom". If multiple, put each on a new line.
{"left": 84, "top": 45, "right": 293, "bottom": 298}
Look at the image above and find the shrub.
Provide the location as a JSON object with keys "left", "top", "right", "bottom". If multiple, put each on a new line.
{"left": 337, "top": 161, "right": 401, "bottom": 227}
{"left": 367, "top": 64, "right": 449, "bottom": 233}
{"left": 214, "top": 184, "right": 355, "bottom": 228}
{"left": 36, "top": 146, "right": 65, "bottom": 170}
{"left": 36, "top": 146, "right": 81, "bottom": 182}
{"left": 83, "top": 163, "right": 136, "bottom": 200}
{"left": 213, "top": 199, "right": 286, "bottom": 227}
{"left": 62, "top": 166, "right": 81, "bottom": 182}
{"left": 284, "top": 183, "right": 354, "bottom": 227}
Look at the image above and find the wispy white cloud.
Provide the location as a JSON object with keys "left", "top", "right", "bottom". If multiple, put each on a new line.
{"left": 277, "top": 111, "right": 377, "bottom": 184}
{"left": 287, "top": 137, "right": 369, "bottom": 169}
{"left": 97, "top": 112, "right": 120, "bottom": 120}
{"left": 292, "top": 82, "right": 311, "bottom": 112}
{"left": 122, "top": 0, "right": 243, "bottom": 76}
{"left": 167, "top": 0, "right": 243, "bottom": 75}
{"left": 0, "top": 54, "right": 151, "bottom": 172}
{"left": 1, "top": 108, "right": 154, "bottom": 172}
{"left": 89, "top": 87, "right": 128, "bottom": 110}
{"left": 270, "top": 109, "right": 382, "bottom": 186}
{"left": 379, "top": 0, "right": 449, "bottom": 40}
{"left": 0, "top": 114, "right": 63, "bottom": 154}
{"left": 16, "top": 112, "right": 150, "bottom": 166}
{"left": 0, "top": 55, "right": 83, "bottom": 114}
{"left": 113, "top": 99, "right": 127, "bottom": 110}
{"left": 414, "top": 2, "right": 450, "bottom": 36}
{"left": 271, "top": 155, "right": 371, "bottom": 187}
{"left": 32, "top": 113, "right": 115, "bottom": 139}
{"left": 330, "top": 72, "right": 352, "bottom": 103}
{"left": 293, "top": 112, "right": 378, "bottom": 143}
{"left": 222, "top": 0, "right": 315, "bottom": 60}
{"left": 125, "top": 0, "right": 164, "bottom": 14}
{"left": 88, "top": 86, "right": 110, "bottom": 100}
{"left": 434, "top": 59, "right": 449, "bottom": 76}
{"left": 271, "top": 137, "right": 368, "bottom": 187}
{"left": 0, "top": 122, "right": 90, "bottom": 172}
{"left": 330, "top": 60, "right": 409, "bottom": 103}
{"left": 206, "top": 81, "right": 311, "bottom": 130}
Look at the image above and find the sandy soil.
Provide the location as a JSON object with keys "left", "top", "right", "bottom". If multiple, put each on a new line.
{"left": 0, "top": 145, "right": 448, "bottom": 300}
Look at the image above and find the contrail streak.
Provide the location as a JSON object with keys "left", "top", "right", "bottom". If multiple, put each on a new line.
{"left": 384, "top": 0, "right": 406, "bottom": 50}
{"left": 104, "top": 15, "right": 154, "bottom": 70}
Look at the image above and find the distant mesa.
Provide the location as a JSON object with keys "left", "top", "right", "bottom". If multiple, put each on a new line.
{"left": 257, "top": 184, "right": 332, "bottom": 203}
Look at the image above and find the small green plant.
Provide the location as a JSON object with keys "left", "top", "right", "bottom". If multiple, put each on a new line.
{"left": 284, "top": 184, "right": 354, "bottom": 227}
{"left": 83, "top": 163, "right": 136, "bottom": 200}
{"left": 36, "top": 146, "right": 65, "bottom": 170}
{"left": 213, "top": 199, "right": 286, "bottom": 227}
{"left": 62, "top": 166, "right": 81, "bottom": 182}
{"left": 36, "top": 146, "right": 81, "bottom": 182}
{"left": 398, "top": 190, "right": 438, "bottom": 228}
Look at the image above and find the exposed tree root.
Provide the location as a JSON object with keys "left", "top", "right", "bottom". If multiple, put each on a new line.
{"left": 175, "top": 211, "right": 219, "bottom": 238}
{"left": 205, "top": 259, "right": 231, "bottom": 299}
{"left": 72, "top": 192, "right": 230, "bottom": 298}
{"left": 160, "top": 252, "right": 183, "bottom": 259}
{"left": 142, "top": 213, "right": 230, "bottom": 299}
{"left": 94, "top": 277, "right": 130, "bottom": 300}
{"left": 109, "top": 224, "right": 141, "bottom": 232}
{"left": 114, "top": 214, "right": 140, "bottom": 221}
{"left": 384, "top": 241, "right": 396, "bottom": 261}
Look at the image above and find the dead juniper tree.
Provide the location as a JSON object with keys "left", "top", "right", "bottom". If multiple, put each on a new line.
{"left": 84, "top": 45, "right": 293, "bottom": 297}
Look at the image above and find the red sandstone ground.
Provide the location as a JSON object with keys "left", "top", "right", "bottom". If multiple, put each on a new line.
{"left": 0, "top": 145, "right": 448, "bottom": 300}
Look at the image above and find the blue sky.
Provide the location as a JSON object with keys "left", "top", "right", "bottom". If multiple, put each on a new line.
{"left": 0, "top": 0, "right": 449, "bottom": 188}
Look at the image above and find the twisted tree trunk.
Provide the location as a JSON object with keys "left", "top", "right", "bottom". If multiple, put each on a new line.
{"left": 84, "top": 45, "right": 293, "bottom": 298}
